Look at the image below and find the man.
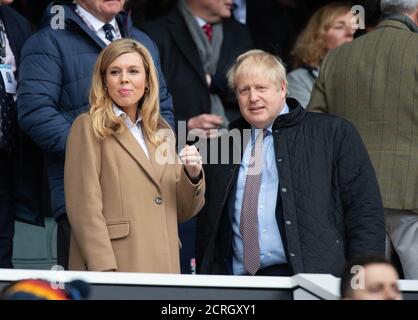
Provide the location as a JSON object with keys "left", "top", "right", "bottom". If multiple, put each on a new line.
{"left": 196, "top": 50, "right": 385, "bottom": 276}
{"left": 142, "top": 0, "right": 251, "bottom": 273}
{"left": 308, "top": 0, "right": 418, "bottom": 279}
{"left": 142, "top": 0, "right": 252, "bottom": 135}
{"left": 0, "top": 0, "right": 32, "bottom": 268}
{"left": 17, "top": 0, "right": 175, "bottom": 270}
{"left": 340, "top": 255, "right": 402, "bottom": 300}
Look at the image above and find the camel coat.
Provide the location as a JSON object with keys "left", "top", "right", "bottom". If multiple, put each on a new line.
{"left": 64, "top": 113, "right": 205, "bottom": 273}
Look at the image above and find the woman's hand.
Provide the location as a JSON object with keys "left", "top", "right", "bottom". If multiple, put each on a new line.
{"left": 179, "top": 145, "right": 203, "bottom": 181}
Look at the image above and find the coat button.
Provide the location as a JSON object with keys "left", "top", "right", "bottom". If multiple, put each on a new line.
{"left": 290, "top": 253, "right": 296, "bottom": 257}
{"left": 154, "top": 196, "right": 163, "bottom": 205}
{"left": 336, "top": 240, "right": 340, "bottom": 244}
{"left": 281, "top": 187, "right": 287, "bottom": 193}
{"left": 277, "top": 158, "right": 283, "bottom": 162}
{"left": 285, "top": 220, "right": 291, "bottom": 225}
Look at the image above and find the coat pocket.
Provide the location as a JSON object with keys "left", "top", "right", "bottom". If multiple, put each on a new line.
{"left": 106, "top": 221, "right": 130, "bottom": 240}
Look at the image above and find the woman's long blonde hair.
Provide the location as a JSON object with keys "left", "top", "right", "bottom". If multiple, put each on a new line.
{"left": 89, "top": 39, "right": 165, "bottom": 146}
{"left": 292, "top": 2, "right": 351, "bottom": 69}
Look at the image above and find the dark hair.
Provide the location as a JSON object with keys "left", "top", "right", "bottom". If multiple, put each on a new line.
{"left": 340, "top": 254, "right": 395, "bottom": 299}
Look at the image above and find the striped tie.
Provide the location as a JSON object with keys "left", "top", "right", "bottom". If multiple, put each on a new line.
{"left": 240, "top": 129, "right": 266, "bottom": 275}
{"left": 103, "top": 23, "right": 114, "bottom": 42}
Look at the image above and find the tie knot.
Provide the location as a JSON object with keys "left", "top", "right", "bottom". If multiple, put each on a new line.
{"left": 103, "top": 23, "right": 114, "bottom": 42}
{"left": 202, "top": 23, "right": 213, "bottom": 42}
{"left": 103, "top": 23, "right": 113, "bottom": 32}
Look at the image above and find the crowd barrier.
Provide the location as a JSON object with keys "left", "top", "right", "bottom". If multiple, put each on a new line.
{"left": 1, "top": 269, "right": 418, "bottom": 300}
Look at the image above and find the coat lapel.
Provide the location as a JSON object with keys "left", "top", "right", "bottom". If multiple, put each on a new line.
{"left": 145, "top": 136, "right": 168, "bottom": 185}
{"left": 167, "top": 9, "right": 207, "bottom": 86}
{"left": 112, "top": 129, "right": 161, "bottom": 189}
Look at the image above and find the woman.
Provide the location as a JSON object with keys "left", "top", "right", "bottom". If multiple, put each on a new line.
{"left": 287, "top": 2, "right": 355, "bottom": 107}
{"left": 64, "top": 39, "right": 205, "bottom": 273}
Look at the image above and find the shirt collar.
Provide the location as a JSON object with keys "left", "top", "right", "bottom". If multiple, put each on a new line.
{"left": 112, "top": 105, "right": 142, "bottom": 126}
{"left": 76, "top": 4, "right": 117, "bottom": 33}
{"left": 195, "top": 16, "right": 208, "bottom": 27}
{"left": 253, "top": 103, "right": 289, "bottom": 135}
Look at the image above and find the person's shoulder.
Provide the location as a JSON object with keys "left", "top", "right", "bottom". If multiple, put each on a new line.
{"left": 73, "top": 112, "right": 91, "bottom": 125}
{"left": 304, "top": 111, "right": 355, "bottom": 133}
{"left": 287, "top": 68, "right": 311, "bottom": 81}
{"left": 21, "top": 26, "right": 67, "bottom": 57}
{"left": 223, "top": 17, "right": 247, "bottom": 30}
{"left": 141, "top": 8, "right": 178, "bottom": 36}
{"left": 130, "top": 25, "right": 159, "bottom": 49}
{"left": 1, "top": 5, "right": 30, "bottom": 27}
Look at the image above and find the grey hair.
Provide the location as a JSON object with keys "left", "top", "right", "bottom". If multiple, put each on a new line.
{"left": 381, "top": 0, "right": 418, "bottom": 15}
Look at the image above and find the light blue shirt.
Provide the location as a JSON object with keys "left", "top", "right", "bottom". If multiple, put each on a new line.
{"left": 231, "top": 104, "right": 289, "bottom": 275}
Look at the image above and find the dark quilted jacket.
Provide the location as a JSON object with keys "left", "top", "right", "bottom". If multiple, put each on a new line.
{"left": 196, "top": 98, "right": 385, "bottom": 276}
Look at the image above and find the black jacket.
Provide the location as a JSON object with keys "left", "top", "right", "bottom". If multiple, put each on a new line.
{"left": 0, "top": 6, "right": 47, "bottom": 226}
{"left": 142, "top": 7, "right": 253, "bottom": 123}
{"left": 196, "top": 99, "right": 385, "bottom": 276}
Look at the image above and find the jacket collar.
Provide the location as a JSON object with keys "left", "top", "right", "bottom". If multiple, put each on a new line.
{"left": 165, "top": 7, "right": 207, "bottom": 85}
{"left": 112, "top": 119, "right": 170, "bottom": 190}
{"left": 228, "top": 98, "right": 306, "bottom": 131}
{"left": 377, "top": 16, "right": 418, "bottom": 33}
{"left": 41, "top": 2, "right": 132, "bottom": 48}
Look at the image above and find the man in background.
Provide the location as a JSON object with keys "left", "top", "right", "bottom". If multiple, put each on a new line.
{"left": 0, "top": 0, "right": 32, "bottom": 268}
{"left": 340, "top": 255, "right": 402, "bottom": 300}
{"left": 308, "top": 0, "right": 418, "bottom": 279}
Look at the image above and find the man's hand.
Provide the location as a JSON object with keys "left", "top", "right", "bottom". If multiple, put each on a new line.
{"left": 179, "top": 145, "right": 203, "bottom": 181}
{"left": 187, "top": 114, "right": 223, "bottom": 138}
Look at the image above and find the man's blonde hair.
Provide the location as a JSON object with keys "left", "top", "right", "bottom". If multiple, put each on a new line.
{"left": 227, "top": 49, "right": 287, "bottom": 92}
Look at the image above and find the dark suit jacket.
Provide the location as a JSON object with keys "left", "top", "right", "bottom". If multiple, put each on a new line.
{"left": 142, "top": 7, "right": 253, "bottom": 124}
{"left": 0, "top": 6, "right": 46, "bottom": 226}
{"left": 1, "top": 6, "right": 31, "bottom": 74}
{"left": 308, "top": 18, "right": 418, "bottom": 211}
{"left": 245, "top": 0, "right": 299, "bottom": 66}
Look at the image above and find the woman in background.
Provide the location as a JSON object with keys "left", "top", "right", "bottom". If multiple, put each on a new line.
{"left": 64, "top": 39, "right": 205, "bottom": 273}
{"left": 287, "top": 2, "right": 355, "bottom": 107}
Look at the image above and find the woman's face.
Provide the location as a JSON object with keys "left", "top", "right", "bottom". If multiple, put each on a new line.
{"left": 325, "top": 11, "right": 355, "bottom": 50}
{"left": 105, "top": 52, "right": 147, "bottom": 113}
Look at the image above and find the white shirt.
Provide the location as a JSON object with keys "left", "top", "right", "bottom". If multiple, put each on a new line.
{"left": 195, "top": 16, "right": 207, "bottom": 28}
{"left": 75, "top": 4, "right": 121, "bottom": 45}
{"left": 113, "top": 105, "right": 149, "bottom": 159}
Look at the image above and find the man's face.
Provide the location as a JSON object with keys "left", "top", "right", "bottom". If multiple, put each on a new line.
{"left": 0, "top": 0, "right": 14, "bottom": 5}
{"left": 235, "top": 73, "right": 286, "bottom": 129}
{"left": 77, "top": 0, "right": 125, "bottom": 23}
{"left": 350, "top": 264, "right": 402, "bottom": 300}
{"left": 193, "top": 0, "right": 233, "bottom": 23}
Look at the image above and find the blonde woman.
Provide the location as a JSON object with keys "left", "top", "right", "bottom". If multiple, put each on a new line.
{"left": 64, "top": 39, "right": 205, "bottom": 273}
{"left": 287, "top": 2, "right": 355, "bottom": 107}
